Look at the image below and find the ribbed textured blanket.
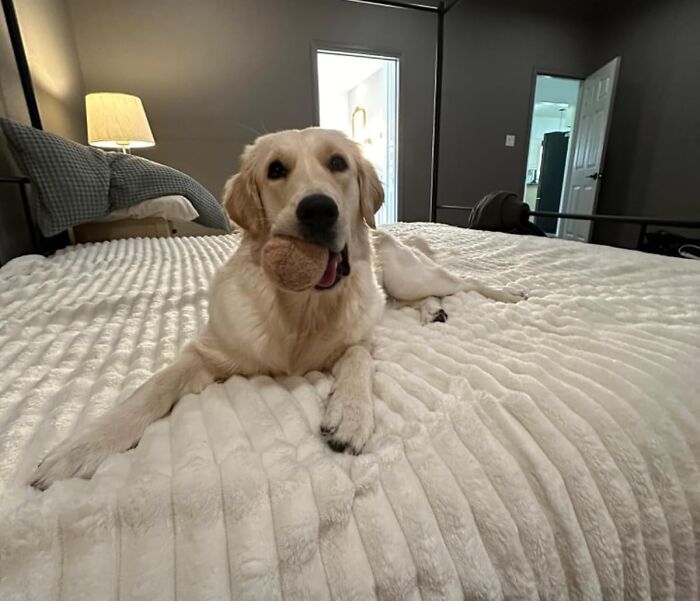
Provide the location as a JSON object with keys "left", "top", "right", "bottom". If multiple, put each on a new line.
{"left": 0, "top": 223, "right": 698, "bottom": 601}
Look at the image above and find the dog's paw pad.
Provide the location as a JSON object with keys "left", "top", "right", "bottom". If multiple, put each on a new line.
{"left": 29, "top": 474, "right": 48, "bottom": 491}
{"left": 327, "top": 437, "right": 362, "bottom": 455}
{"left": 327, "top": 438, "right": 348, "bottom": 453}
{"left": 431, "top": 309, "right": 448, "bottom": 323}
{"left": 510, "top": 289, "right": 528, "bottom": 302}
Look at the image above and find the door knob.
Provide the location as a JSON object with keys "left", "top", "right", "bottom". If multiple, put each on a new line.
{"left": 586, "top": 172, "right": 602, "bottom": 180}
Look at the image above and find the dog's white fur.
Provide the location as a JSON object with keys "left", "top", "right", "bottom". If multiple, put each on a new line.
{"left": 30, "top": 128, "right": 522, "bottom": 490}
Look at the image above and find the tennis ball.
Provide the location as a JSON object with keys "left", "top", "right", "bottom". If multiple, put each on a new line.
{"left": 262, "top": 235, "right": 329, "bottom": 292}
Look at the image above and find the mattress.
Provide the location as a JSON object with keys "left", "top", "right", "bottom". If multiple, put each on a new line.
{"left": 1, "top": 223, "right": 699, "bottom": 601}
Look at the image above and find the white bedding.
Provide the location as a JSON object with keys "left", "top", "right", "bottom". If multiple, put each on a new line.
{"left": 1, "top": 223, "right": 699, "bottom": 600}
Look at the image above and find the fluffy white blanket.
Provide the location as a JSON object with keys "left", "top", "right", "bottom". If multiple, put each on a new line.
{"left": 0, "top": 223, "right": 698, "bottom": 601}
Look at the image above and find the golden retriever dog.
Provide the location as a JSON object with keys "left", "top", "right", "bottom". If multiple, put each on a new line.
{"left": 30, "top": 128, "right": 522, "bottom": 490}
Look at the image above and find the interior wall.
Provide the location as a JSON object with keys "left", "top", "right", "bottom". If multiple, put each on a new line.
{"left": 318, "top": 87, "right": 350, "bottom": 135}
{"left": 593, "top": 0, "right": 700, "bottom": 247}
{"left": 14, "top": 0, "right": 86, "bottom": 141}
{"left": 437, "top": 0, "right": 594, "bottom": 226}
{"left": 0, "top": 5, "right": 32, "bottom": 126}
{"left": 348, "top": 67, "right": 389, "bottom": 183}
{"left": 10, "top": 0, "right": 695, "bottom": 245}
{"left": 65, "top": 0, "right": 436, "bottom": 219}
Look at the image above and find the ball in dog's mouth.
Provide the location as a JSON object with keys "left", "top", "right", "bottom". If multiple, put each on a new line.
{"left": 261, "top": 236, "right": 350, "bottom": 292}
{"left": 315, "top": 245, "right": 350, "bottom": 290}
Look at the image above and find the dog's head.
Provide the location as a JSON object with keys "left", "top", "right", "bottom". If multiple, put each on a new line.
{"left": 222, "top": 128, "right": 384, "bottom": 290}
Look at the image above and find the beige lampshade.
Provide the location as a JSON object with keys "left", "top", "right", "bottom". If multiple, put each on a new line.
{"left": 85, "top": 92, "right": 155, "bottom": 149}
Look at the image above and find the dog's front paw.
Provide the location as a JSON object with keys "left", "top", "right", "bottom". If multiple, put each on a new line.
{"left": 321, "top": 391, "right": 374, "bottom": 455}
{"left": 29, "top": 439, "right": 111, "bottom": 491}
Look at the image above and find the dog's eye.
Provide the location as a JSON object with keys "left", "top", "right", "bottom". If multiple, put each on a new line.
{"left": 267, "top": 160, "right": 288, "bottom": 180}
{"left": 328, "top": 155, "right": 348, "bottom": 173}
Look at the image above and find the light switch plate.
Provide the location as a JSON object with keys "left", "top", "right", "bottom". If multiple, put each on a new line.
{"left": 505, "top": 134, "right": 516, "bottom": 147}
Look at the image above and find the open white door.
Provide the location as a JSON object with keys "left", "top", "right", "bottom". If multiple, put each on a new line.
{"left": 559, "top": 57, "right": 620, "bottom": 241}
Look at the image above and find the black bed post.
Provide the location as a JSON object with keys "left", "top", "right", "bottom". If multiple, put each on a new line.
{"left": 429, "top": 4, "right": 445, "bottom": 224}
{"left": 1, "top": 0, "right": 42, "bottom": 129}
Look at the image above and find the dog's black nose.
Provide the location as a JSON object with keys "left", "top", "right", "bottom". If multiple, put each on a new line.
{"left": 296, "top": 194, "right": 338, "bottom": 230}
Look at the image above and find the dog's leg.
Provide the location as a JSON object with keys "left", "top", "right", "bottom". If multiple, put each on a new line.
{"left": 376, "top": 230, "right": 526, "bottom": 304}
{"left": 29, "top": 345, "right": 215, "bottom": 490}
{"left": 321, "top": 345, "right": 374, "bottom": 455}
{"left": 402, "top": 235, "right": 436, "bottom": 259}
{"left": 461, "top": 279, "right": 527, "bottom": 303}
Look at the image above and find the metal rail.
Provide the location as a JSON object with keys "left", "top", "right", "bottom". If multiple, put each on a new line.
{"left": 436, "top": 204, "right": 700, "bottom": 249}
{"left": 0, "top": 176, "right": 41, "bottom": 264}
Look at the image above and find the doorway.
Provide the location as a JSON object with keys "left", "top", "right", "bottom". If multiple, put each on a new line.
{"left": 524, "top": 75, "right": 582, "bottom": 235}
{"left": 316, "top": 49, "right": 399, "bottom": 225}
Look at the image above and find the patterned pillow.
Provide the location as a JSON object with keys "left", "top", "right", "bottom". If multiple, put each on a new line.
{"left": 0, "top": 118, "right": 231, "bottom": 236}
{"left": 0, "top": 118, "right": 109, "bottom": 236}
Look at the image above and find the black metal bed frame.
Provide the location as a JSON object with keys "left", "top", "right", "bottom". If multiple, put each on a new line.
{"left": 0, "top": 175, "right": 41, "bottom": 258}
{"left": 437, "top": 204, "right": 700, "bottom": 249}
{"left": 530, "top": 210, "right": 700, "bottom": 249}
{"left": 1, "top": 0, "right": 42, "bottom": 129}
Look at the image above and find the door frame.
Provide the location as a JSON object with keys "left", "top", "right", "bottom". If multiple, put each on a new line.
{"left": 310, "top": 41, "right": 403, "bottom": 220}
{"left": 521, "top": 68, "right": 585, "bottom": 216}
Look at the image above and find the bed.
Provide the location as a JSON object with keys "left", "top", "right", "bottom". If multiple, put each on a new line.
{"left": 1, "top": 223, "right": 698, "bottom": 600}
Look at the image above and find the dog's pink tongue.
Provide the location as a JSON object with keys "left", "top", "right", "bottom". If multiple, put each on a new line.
{"left": 317, "top": 252, "right": 341, "bottom": 288}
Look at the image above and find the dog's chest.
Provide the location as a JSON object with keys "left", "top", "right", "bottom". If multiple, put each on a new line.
{"left": 264, "top": 283, "right": 382, "bottom": 375}
{"left": 270, "top": 303, "right": 367, "bottom": 374}
{"left": 210, "top": 257, "right": 384, "bottom": 377}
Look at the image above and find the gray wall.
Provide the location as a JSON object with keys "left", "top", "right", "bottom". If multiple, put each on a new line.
{"left": 437, "top": 0, "right": 594, "bottom": 226}
{"left": 15, "top": 0, "right": 86, "bottom": 141}
{"left": 65, "top": 0, "right": 436, "bottom": 220}
{"left": 437, "top": 0, "right": 700, "bottom": 244}
{"left": 593, "top": 0, "right": 700, "bottom": 247}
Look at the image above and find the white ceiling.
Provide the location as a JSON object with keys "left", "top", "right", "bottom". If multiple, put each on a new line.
{"left": 534, "top": 75, "right": 581, "bottom": 105}
{"left": 534, "top": 103, "right": 571, "bottom": 118}
{"left": 317, "top": 52, "right": 386, "bottom": 92}
{"left": 533, "top": 75, "right": 581, "bottom": 118}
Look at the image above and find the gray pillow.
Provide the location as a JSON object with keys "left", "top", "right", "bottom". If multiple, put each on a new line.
{"left": 1, "top": 118, "right": 110, "bottom": 236}
{"left": 0, "top": 118, "right": 230, "bottom": 236}
{"left": 105, "top": 152, "right": 231, "bottom": 233}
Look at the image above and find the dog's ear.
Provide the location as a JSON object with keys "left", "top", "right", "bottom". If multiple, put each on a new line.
{"left": 222, "top": 159, "right": 266, "bottom": 237}
{"left": 357, "top": 155, "right": 384, "bottom": 228}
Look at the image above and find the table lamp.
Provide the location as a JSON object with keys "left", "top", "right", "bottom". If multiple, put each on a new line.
{"left": 86, "top": 92, "right": 155, "bottom": 153}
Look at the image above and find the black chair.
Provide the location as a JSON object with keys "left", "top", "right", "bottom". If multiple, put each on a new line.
{"left": 467, "top": 190, "right": 546, "bottom": 237}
